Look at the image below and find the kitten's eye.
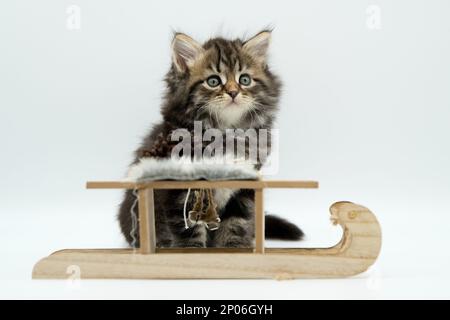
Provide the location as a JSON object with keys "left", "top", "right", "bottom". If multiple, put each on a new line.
{"left": 206, "top": 75, "right": 221, "bottom": 88}
{"left": 239, "top": 74, "right": 252, "bottom": 86}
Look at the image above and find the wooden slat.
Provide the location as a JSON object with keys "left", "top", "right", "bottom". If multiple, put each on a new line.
{"left": 47, "top": 247, "right": 345, "bottom": 254}
{"left": 254, "top": 189, "right": 264, "bottom": 254}
{"left": 259, "top": 180, "right": 318, "bottom": 188}
{"left": 86, "top": 181, "right": 138, "bottom": 189}
{"left": 51, "top": 247, "right": 345, "bottom": 254}
{"left": 86, "top": 180, "right": 319, "bottom": 190}
{"left": 138, "top": 188, "right": 156, "bottom": 254}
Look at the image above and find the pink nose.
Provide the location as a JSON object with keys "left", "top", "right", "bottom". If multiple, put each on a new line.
{"left": 227, "top": 90, "right": 239, "bottom": 99}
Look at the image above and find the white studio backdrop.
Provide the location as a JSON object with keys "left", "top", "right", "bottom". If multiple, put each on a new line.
{"left": 0, "top": 0, "right": 449, "bottom": 299}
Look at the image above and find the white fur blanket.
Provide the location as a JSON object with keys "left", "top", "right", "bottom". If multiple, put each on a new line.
{"left": 124, "top": 158, "right": 259, "bottom": 182}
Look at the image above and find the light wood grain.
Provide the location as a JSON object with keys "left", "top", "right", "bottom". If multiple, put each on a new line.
{"left": 33, "top": 202, "right": 382, "bottom": 279}
{"left": 254, "top": 189, "right": 264, "bottom": 254}
{"left": 138, "top": 188, "right": 156, "bottom": 254}
{"left": 86, "top": 180, "right": 319, "bottom": 190}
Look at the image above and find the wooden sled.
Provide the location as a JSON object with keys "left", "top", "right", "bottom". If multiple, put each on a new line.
{"left": 32, "top": 180, "right": 382, "bottom": 279}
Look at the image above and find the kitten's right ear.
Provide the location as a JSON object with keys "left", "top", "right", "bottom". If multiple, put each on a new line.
{"left": 171, "top": 33, "right": 204, "bottom": 73}
{"left": 243, "top": 30, "right": 272, "bottom": 64}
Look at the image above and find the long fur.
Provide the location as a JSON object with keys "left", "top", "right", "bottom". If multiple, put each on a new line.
{"left": 118, "top": 31, "right": 303, "bottom": 248}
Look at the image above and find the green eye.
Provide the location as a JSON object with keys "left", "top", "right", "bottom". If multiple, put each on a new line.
{"left": 239, "top": 74, "right": 252, "bottom": 86}
{"left": 206, "top": 75, "right": 221, "bottom": 87}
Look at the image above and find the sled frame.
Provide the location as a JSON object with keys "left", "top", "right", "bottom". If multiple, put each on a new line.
{"left": 32, "top": 180, "right": 382, "bottom": 280}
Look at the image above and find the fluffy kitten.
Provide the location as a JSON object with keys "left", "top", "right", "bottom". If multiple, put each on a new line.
{"left": 118, "top": 30, "right": 303, "bottom": 248}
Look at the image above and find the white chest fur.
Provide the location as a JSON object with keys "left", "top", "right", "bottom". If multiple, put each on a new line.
{"left": 214, "top": 188, "right": 237, "bottom": 210}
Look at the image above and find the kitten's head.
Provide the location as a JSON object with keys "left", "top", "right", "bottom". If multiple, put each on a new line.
{"left": 162, "top": 31, "right": 281, "bottom": 129}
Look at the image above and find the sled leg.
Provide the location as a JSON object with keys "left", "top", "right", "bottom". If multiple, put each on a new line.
{"left": 255, "top": 189, "right": 264, "bottom": 253}
{"left": 138, "top": 188, "right": 156, "bottom": 254}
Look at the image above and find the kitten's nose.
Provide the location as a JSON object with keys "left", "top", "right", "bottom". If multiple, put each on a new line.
{"left": 227, "top": 90, "right": 239, "bottom": 99}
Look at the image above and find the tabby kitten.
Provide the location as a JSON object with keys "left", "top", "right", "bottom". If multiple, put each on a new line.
{"left": 118, "top": 30, "right": 303, "bottom": 248}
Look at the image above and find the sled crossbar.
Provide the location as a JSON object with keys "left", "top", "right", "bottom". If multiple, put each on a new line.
{"left": 86, "top": 180, "right": 319, "bottom": 189}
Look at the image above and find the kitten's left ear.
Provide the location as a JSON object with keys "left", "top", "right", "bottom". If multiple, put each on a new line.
{"left": 243, "top": 30, "right": 272, "bottom": 63}
{"left": 172, "top": 33, "right": 204, "bottom": 73}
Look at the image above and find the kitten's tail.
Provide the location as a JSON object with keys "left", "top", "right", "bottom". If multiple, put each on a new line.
{"left": 264, "top": 214, "right": 304, "bottom": 241}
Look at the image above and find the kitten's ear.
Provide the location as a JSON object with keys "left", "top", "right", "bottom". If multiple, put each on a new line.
{"left": 243, "top": 30, "right": 272, "bottom": 63}
{"left": 172, "top": 33, "right": 204, "bottom": 72}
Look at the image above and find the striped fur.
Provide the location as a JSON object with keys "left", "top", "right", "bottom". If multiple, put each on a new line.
{"left": 118, "top": 31, "right": 303, "bottom": 248}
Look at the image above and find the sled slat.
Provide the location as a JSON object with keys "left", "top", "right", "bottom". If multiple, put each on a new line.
{"left": 86, "top": 180, "right": 318, "bottom": 190}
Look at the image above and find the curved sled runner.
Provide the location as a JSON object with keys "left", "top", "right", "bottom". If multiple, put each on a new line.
{"left": 32, "top": 180, "right": 381, "bottom": 279}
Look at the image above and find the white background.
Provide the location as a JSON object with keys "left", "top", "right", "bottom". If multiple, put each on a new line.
{"left": 1, "top": 0, "right": 449, "bottom": 299}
